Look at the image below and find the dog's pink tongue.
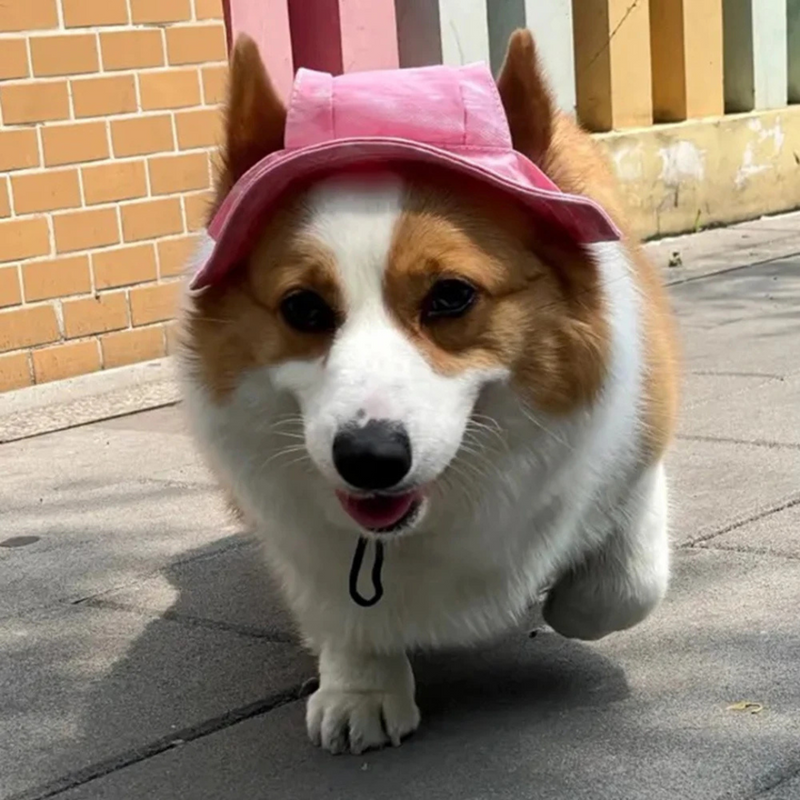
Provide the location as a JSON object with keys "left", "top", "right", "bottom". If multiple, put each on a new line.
{"left": 337, "top": 491, "right": 416, "bottom": 530}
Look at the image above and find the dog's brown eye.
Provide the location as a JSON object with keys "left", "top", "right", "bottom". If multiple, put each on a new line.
{"left": 422, "top": 279, "right": 477, "bottom": 322}
{"left": 280, "top": 290, "right": 337, "bottom": 333}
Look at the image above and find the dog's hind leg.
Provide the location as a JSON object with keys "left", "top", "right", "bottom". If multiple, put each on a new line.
{"left": 543, "top": 462, "right": 670, "bottom": 641}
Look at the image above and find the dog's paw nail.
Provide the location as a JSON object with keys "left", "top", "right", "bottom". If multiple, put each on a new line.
{"left": 306, "top": 688, "right": 419, "bottom": 754}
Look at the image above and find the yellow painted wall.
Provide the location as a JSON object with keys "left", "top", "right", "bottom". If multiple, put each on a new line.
{"left": 596, "top": 107, "right": 800, "bottom": 239}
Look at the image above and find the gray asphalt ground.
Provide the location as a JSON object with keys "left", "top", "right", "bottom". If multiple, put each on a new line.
{"left": 1, "top": 214, "right": 799, "bottom": 800}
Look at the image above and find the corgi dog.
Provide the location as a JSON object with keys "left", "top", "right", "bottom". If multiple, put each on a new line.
{"left": 177, "top": 30, "right": 679, "bottom": 755}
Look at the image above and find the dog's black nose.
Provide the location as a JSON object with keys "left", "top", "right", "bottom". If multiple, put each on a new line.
{"left": 333, "top": 420, "right": 412, "bottom": 491}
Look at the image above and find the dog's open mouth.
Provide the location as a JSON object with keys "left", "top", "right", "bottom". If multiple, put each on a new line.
{"left": 337, "top": 490, "right": 422, "bottom": 533}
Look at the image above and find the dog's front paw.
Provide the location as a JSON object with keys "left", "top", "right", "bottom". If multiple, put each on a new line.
{"left": 306, "top": 686, "right": 420, "bottom": 754}
{"left": 307, "top": 648, "right": 420, "bottom": 754}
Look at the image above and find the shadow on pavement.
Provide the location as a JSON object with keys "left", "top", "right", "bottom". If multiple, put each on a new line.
{"left": 27, "top": 535, "right": 631, "bottom": 799}
{"left": 10, "top": 519, "right": 800, "bottom": 800}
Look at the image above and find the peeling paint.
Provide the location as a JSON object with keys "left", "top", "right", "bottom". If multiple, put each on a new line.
{"left": 611, "top": 144, "right": 644, "bottom": 181}
{"left": 756, "top": 117, "right": 785, "bottom": 152}
{"left": 735, "top": 142, "right": 771, "bottom": 189}
{"left": 598, "top": 106, "right": 800, "bottom": 239}
{"left": 658, "top": 140, "right": 705, "bottom": 186}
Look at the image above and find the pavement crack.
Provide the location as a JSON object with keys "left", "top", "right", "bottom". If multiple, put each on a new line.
{"left": 694, "top": 544, "right": 800, "bottom": 562}
{"left": 82, "top": 596, "right": 297, "bottom": 644}
{"left": 5, "top": 686, "right": 307, "bottom": 800}
{"left": 681, "top": 495, "right": 800, "bottom": 547}
{"left": 0, "top": 538, "right": 253, "bottom": 623}
{"left": 676, "top": 434, "right": 800, "bottom": 451}
{"left": 688, "top": 370, "right": 784, "bottom": 379}
{"left": 721, "top": 761, "right": 800, "bottom": 799}
{"left": 665, "top": 248, "right": 800, "bottom": 285}
{"left": 0, "top": 401, "right": 180, "bottom": 444}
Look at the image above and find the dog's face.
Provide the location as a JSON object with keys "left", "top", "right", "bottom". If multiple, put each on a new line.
{"left": 263, "top": 175, "right": 510, "bottom": 532}
{"left": 184, "top": 39, "right": 610, "bottom": 536}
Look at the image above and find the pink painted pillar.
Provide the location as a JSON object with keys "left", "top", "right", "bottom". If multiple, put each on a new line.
{"left": 222, "top": 0, "right": 295, "bottom": 99}
{"left": 288, "top": 0, "right": 400, "bottom": 74}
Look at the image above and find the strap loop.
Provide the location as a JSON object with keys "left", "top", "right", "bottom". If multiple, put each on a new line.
{"left": 348, "top": 537, "right": 384, "bottom": 607}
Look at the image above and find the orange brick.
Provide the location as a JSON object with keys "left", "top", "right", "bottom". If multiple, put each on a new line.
{"left": 184, "top": 190, "right": 213, "bottom": 231}
{"left": 72, "top": 75, "right": 136, "bottom": 118}
{"left": 0, "top": 267, "right": 21, "bottom": 308}
{"left": 93, "top": 243, "right": 157, "bottom": 289}
{"left": 42, "top": 121, "right": 109, "bottom": 166}
{"left": 100, "top": 30, "right": 164, "bottom": 71}
{"left": 139, "top": 69, "right": 200, "bottom": 111}
{"left": 0, "top": 80, "right": 69, "bottom": 124}
{"left": 54, "top": 207, "right": 119, "bottom": 254}
{"left": 0, "top": 129, "right": 40, "bottom": 172}
{"left": 11, "top": 169, "right": 81, "bottom": 214}
{"left": 121, "top": 198, "right": 183, "bottom": 242}
{"left": 131, "top": 0, "right": 191, "bottom": 24}
{"left": 63, "top": 292, "right": 127, "bottom": 338}
{"left": 130, "top": 281, "right": 180, "bottom": 325}
{"left": 195, "top": 0, "right": 223, "bottom": 19}
{"left": 22, "top": 255, "right": 91, "bottom": 301}
{"left": 62, "top": 0, "right": 128, "bottom": 27}
{"left": 157, "top": 235, "right": 198, "bottom": 277}
{"left": 0, "top": 217, "right": 50, "bottom": 264}
{"left": 201, "top": 65, "right": 227, "bottom": 104}
{"left": 0, "top": 39, "right": 29, "bottom": 80}
{"left": 0, "top": 0, "right": 58, "bottom": 32}
{"left": 111, "top": 115, "right": 174, "bottom": 158}
{"left": 33, "top": 339, "right": 101, "bottom": 383}
{"left": 166, "top": 24, "right": 226, "bottom": 65}
{"left": 0, "top": 179, "right": 9, "bottom": 218}
{"left": 0, "top": 305, "right": 59, "bottom": 353}
{"left": 30, "top": 34, "right": 99, "bottom": 77}
{"left": 148, "top": 152, "right": 209, "bottom": 195}
{"left": 175, "top": 107, "right": 223, "bottom": 149}
{"left": 82, "top": 161, "right": 147, "bottom": 205}
{"left": 0, "top": 351, "right": 32, "bottom": 391}
{"left": 101, "top": 325, "right": 165, "bottom": 368}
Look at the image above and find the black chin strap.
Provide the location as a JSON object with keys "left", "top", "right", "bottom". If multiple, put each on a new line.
{"left": 349, "top": 537, "right": 385, "bottom": 607}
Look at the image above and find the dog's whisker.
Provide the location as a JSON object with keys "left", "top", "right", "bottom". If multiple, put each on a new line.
{"left": 279, "top": 453, "right": 314, "bottom": 471}
{"left": 273, "top": 430, "right": 306, "bottom": 441}
{"left": 468, "top": 415, "right": 505, "bottom": 442}
{"left": 517, "top": 404, "right": 573, "bottom": 450}
{"left": 464, "top": 419, "right": 509, "bottom": 455}
{"left": 446, "top": 456, "right": 489, "bottom": 491}
{"left": 458, "top": 434, "right": 508, "bottom": 482}
{"left": 260, "top": 444, "right": 309, "bottom": 470}
{"left": 269, "top": 416, "right": 305, "bottom": 430}
{"left": 437, "top": 468, "right": 475, "bottom": 504}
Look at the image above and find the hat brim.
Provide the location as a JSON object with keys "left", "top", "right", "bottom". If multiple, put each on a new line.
{"left": 190, "top": 137, "right": 622, "bottom": 291}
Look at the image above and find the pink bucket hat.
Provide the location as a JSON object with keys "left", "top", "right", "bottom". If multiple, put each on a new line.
{"left": 190, "top": 62, "right": 621, "bottom": 291}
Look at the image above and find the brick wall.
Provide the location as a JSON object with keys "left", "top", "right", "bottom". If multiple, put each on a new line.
{"left": 0, "top": 0, "right": 227, "bottom": 391}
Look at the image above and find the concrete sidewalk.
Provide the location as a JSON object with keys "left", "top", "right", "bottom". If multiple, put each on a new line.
{"left": 1, "top": 215, "right": 799, "bottom": 800}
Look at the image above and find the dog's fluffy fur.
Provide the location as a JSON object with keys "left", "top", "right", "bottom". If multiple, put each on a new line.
{"left": 177, "top": 31, "right": 679, "bottom": 754}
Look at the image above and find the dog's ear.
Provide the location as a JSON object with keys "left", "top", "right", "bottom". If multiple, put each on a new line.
{"left": 216, "top": 34, "right": 286, "bottom": 199}
{"left": 496, "top": 29, "right": 555, "bottom": 165}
